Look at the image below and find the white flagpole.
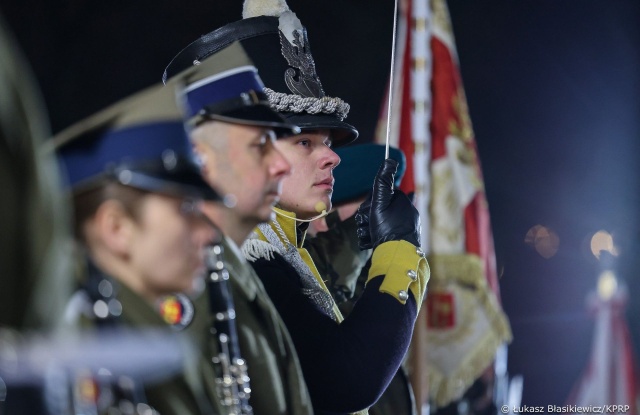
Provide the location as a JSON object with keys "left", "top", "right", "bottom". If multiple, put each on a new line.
{"left": 385, "top": 0, "right": 400, "bottom": 160}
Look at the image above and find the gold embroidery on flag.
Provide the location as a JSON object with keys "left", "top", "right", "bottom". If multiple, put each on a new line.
{"left": 413, "top": 17, "right": 427, "bottom": 31}
{"left": 413, "top": 57, "right": 428, "bottom": 70}
{"left": 425, "top": 254, "right": 512, "bottom": 407}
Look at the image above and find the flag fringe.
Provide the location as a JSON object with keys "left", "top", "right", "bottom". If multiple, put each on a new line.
{"left": 426, "top": 253, "right": 512, "bottom": 407}
{"left": 429, "top": 316, "right": 510, "bottom": 407}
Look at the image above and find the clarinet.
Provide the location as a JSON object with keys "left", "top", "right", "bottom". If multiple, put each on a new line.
{"left": 204, "top": 243, "right": 253, "bottom": 415}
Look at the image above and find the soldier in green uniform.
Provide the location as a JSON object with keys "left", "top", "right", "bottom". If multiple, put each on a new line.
{"left": 55, "top": 80, "right": 224, "bottom": 415}
{"left": 165, "top": 41, "right": 314, "bottom": 415}
{"left": 56, "top": 46, "right": 303, "bottom": 412}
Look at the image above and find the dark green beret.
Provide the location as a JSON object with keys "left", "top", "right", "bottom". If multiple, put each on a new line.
{"left": 332, "top": 144, "right": 406, "bottom": 206}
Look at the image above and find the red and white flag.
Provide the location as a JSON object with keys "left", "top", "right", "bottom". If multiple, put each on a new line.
{"left": 376, "top": 0, "right": 512, "bottom": 410}
{"left": 566, "top": 276, "right": 639, "bottom": 415}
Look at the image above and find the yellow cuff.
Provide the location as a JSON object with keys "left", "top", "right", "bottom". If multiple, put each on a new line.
{"left": 368, "top": 240, "right": 430, "bottom": 305}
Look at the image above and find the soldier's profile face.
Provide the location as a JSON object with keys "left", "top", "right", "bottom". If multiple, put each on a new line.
{"left": 274, "top": 129, "right": 340, "bottom": 219}
{"left": 126, "top": 193, "right": 216, "bottom": 298}
{"left": 193, "top": 122, "right": 291, "bottom": 223}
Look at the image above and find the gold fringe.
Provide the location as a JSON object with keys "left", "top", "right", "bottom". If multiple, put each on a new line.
{"left": 427, "top": 253, "right": 484, "bottom": 287}
{"left": 426, "top": 253, "right": 512, "bottom": 407}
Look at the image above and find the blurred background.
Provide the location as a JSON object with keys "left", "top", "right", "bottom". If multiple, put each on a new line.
{"left": 1, "top": 0, "right": 639, "bottom": 408}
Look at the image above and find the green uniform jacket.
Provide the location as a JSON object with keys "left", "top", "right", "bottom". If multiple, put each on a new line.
{"left": 64, "top": 277, "right": 216, "bottom": 415}
{"left": 63, "top": 237, "right": 313, "bottom": 415}
{"left": 117, "top": 284, "right": 216, "bottom": 415}
{"left": 304, "top": 212, "right": 370, "bottom": 316}
{"left": 186, "top": 237, "right": 314, "bottom": 415}
{"left": 63, "top": 276, "right": 212, "bottom": 415}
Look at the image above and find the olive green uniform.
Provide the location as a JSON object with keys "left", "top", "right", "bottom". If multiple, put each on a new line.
{"left": 187, "top": 236, "right": 314, "bottom": 415}
{"left": 64, "top": 275, "right": 216, "bottom": 415}
{"left": 304, "top": 212, "right": 370, "bottom": 317}
{"left": 65, "top": 238, "right": 314, "bottom": 415}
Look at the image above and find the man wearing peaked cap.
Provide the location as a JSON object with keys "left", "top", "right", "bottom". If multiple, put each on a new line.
{"left": 165, "top": 41, "right": 314, "bottom": 415}
{"left": 55, "top": 86, "right": 221, "bottom": 203}
{"left": 166, "top": 3, "right": 429, "bottom": 415}
{"left": 168, "top": 41, "right": 300, "bottom": 138}
{"left": 55, "top": 82, "right": 224, "bottom": 415}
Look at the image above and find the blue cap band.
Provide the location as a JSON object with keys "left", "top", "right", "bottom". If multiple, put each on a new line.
{"left": 183, "top": 66, "right": 265, "bottom": 118}
{"left": 58, "top": 121, "right": 193, "bottom": 189}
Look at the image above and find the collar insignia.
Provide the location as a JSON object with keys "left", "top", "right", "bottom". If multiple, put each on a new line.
{"left": 157, "top": 293, "right": 195, "bottom": 330}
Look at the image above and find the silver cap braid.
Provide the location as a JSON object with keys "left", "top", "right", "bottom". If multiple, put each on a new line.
{"left": 264, "top": 87, "right": 350, "bottom": 121}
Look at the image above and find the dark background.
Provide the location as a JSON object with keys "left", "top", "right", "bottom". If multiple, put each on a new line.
{"left": 2, "top": 0, "right": 639, "bottom": 407}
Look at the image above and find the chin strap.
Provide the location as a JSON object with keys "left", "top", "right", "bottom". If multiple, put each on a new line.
{"left": 273, "top": 207, "right": 329, "bottom": 223}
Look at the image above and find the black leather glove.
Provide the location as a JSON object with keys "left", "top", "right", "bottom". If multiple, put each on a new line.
{"left": 355, "top": 195, "right": 372, "bottom": 250}
{"left": 355, "top": 159, "right": 421, "bottom": 250}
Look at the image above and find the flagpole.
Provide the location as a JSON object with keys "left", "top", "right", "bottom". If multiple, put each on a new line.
{"left": 385, "top": 0, "right": 400, "bottom": 160}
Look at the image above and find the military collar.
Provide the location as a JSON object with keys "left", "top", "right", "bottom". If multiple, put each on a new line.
{"left": 223, "top": 236, "right": 258, "bottom": 301}
{"left": 270, "top": 206, "right": 308, "bottom": 249}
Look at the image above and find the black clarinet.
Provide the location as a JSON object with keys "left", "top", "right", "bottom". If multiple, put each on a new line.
{"left": 204, "top": 243, "right": 252, "bottom": 415}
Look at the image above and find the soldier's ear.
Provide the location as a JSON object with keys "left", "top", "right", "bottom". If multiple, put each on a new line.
{"left": 93, "top": 199, "right": 136, "bottom": 255}
{"left": 192, "top": 140, "right": 216, "bottom": 178}
{"left": 191, "top": 141, "right": 208, "bottom": 168}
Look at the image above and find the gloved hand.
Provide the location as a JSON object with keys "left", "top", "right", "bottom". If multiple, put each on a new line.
{"left": 355, "top": 159, "right": 421, "bottom": 250}
{"left": 355, "top": 195, "right": 372, "bottom": 250}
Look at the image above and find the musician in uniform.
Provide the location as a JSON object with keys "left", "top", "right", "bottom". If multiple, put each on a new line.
{"left": 55, "top": 78, "right": 234, "bottom": 415}
{"left": 165, "top": 42, "right": 314, "bottom": 415}
{"left": 163, "top": 2, "right": 430, "bottom": 414}
{"left": 55, "top": 81, "right": 223, "bottom": 414}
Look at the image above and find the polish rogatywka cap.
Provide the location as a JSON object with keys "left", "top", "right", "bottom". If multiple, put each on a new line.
{"left": 167, "top": 41, "right": 300, "bottom": 138}
{"left": 53, "top": 81, "right": 221, "bottom": 201}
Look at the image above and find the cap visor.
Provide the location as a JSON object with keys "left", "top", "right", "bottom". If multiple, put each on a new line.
{"left": 123, "top": 171, "right": 221, "bottom": 201}
{"left": 282, "top": 113, "right": 359, "bottom": 147}
{"left": 206, "top": 104, "right": 300, "bottom": 138}
{"left": 110, "top": 159, "right": 222, "bottom": 202}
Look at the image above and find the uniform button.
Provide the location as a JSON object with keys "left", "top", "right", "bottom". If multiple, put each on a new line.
{"left": 407, "top": 270, "right": 417, "bottom": 281}
{"left": 398, "top": 290, "right": 409, "bottom": 301}
{"left": 416, "top": 247, "right": 425, "bottom": 257}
